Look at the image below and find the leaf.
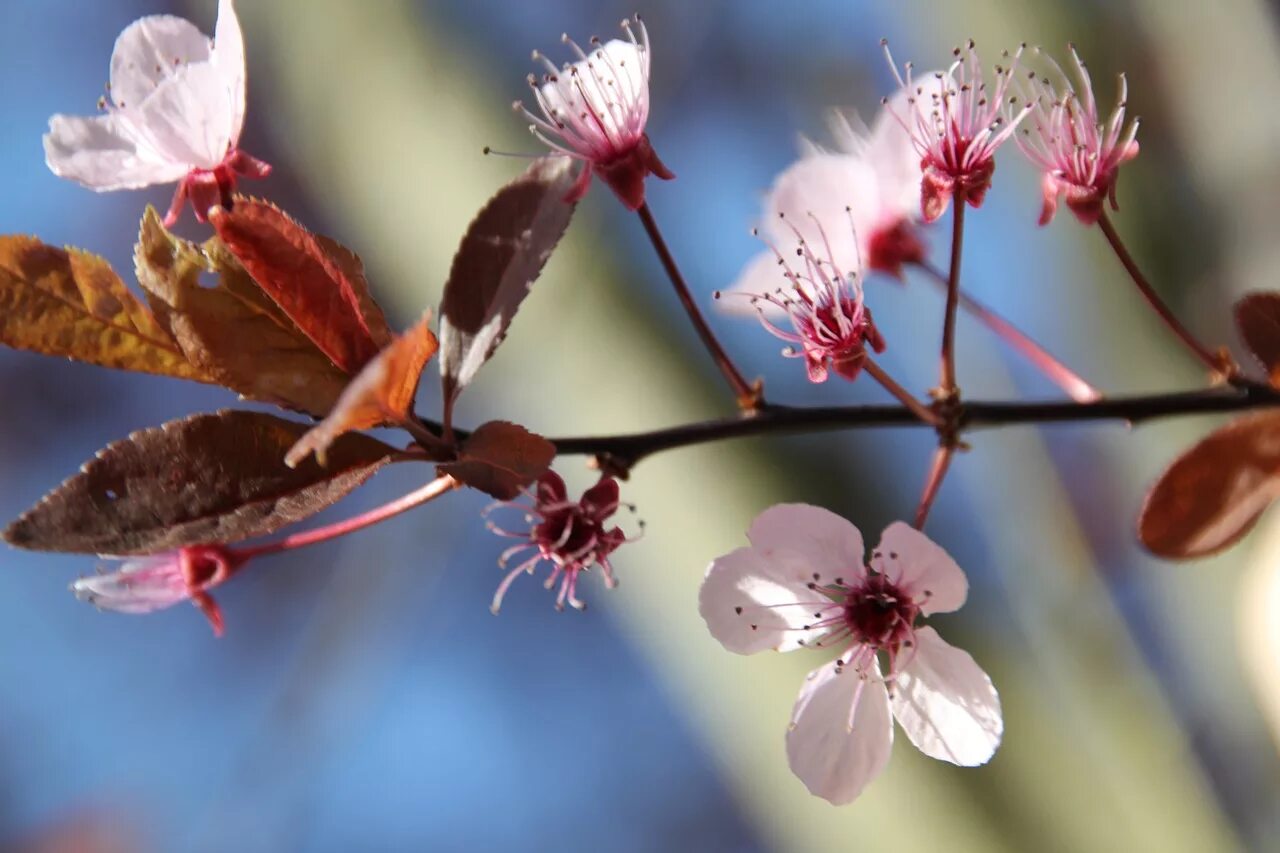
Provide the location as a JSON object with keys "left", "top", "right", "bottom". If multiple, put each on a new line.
{"left": 4, "top": 410, "right": 401, "bottom": 555}
{"left": 438, "top": 156, "right": 577, "bottom": 410}
{"left": 135, "top": 207, "right": 352, "bottom": 416}
{"left": 1234, "top": 292, "right": 1280, "bottom": 386}
{"left": 286, "top": 313, "right": 439, "bottom": 467}
{"left": 0, "top": 234, "right": 209, "bottom": 381}
{"left": 1139, "top": 411, "right": 1280, "bottom": 558}
{"left": 209, "top": 198, "right": 385, "bottom": 373}
{"left": 438, "top": 421, "right": 556, "bottom": 499}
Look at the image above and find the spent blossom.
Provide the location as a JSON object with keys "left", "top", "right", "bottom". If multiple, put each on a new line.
{"left": 516, "top": 16, "right": 673, "bottom": 210}
{"left": 43, "top": 0, "right": 271, "bottom": 226}
{"left": 486, "top": 472, "right": 633, "bottom": 613}
{"left": 700, "top": 505, "right": 1002, "bottom": 804}
{"left": 1016, "top": 45, "right": 1141, "bottom": 226}
{"left": 883, "top": 39, "right": 1032, "bottom": 222}
{"left": 72, "top": 544, "right": 246, "bottom": 636}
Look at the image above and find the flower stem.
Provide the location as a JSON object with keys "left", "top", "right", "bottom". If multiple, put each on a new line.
{"left": 914, "top": 445, "right": 955, "bottom": 529}
{"left": 635, "top": 202, "right": 760, "bottom": 409}
{"left": 1097, "top": 211, "right": 1230, "bottom": 377}
{"left": 862, "top": 359, "right": 939, "bottom": 426}
{"left": 939, "top": 196, "right": 967, "bottom": 396}
{"left": 916, "top": 261, "right": 1101, "bottom": 402}
{"left": 240, "top": 475, "right": 461, "bottom": 559}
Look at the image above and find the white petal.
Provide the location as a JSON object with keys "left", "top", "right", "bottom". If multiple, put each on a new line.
{"left": 748, "top": 504, "right": 867, "bottom": 587}
{"left": 131, "top": 61, "right": 237, "bottom": 169}
{"left": 891, "top": 626, "right": 1002, "bottom": 766}
{"left": 110, "top": 14, "right": 212, "bottom": 111}
{"left": 866, "top": 88, "right": 925, "bottom": 222}
{"left": 719, "top": 251, "right": 789, "bottom": 318}
{"left": 872, "top": 521, "right": 967, "bottom": 615}
{"left": 787, "top": 659, "right": 894, "bottom": 805}
{"left": 212, "top": 0, "right": 247, "bottom": 143}
{"left": 44, "top": 113, "right": 186, "bottom": 190}
{"left": 760, "top": 153, "right": 879, "bottom": 277}
{"left": 699, "top": 546, "right": 827, "bottom": 654}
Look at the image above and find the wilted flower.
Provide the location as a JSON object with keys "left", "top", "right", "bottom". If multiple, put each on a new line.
{"left": 700, "top": 504, "right": 1002, "bottom": 805}
{"left": 72, "top": 544, "right": 246, "bottom": 636}
{"left": 1017, "top": 45, "right": 1141, "bottom": 226}
{"left": 43, "top": 0, "right": 270, "bottom": 226}
{"left": 486, "top": 472, "right": 633, "bottom": 613}
{"left": 516, "top": 15, "right": 673, "bottom": 209}
{"left": 883, "top": 39, "right": 1031, "bottom": 222}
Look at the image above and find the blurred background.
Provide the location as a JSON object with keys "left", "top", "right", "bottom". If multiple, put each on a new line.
{"left": 0, "top": 0, "right": 1278, "bottom": 850}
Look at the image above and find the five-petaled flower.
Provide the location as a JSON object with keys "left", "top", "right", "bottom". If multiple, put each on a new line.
{"left": 883, "top": 39, "right": 1031, "bottom": 223}
{"left": 43, "top": 0, "right": 271, "bottom": 226}
{"left": 700, "top": 504, "right": 1002, "bottom": 805}
{"left": 72, "top": 544, "right": 247, "bottom": 637}
{"left": 1016, "top": 45, "right": 1140, "bottom": 226}
{"left": 486, "top": 471, "right": 633, "bottom": 613}
{"left": 516, "top": 15, "right": 674, "bottom": 210}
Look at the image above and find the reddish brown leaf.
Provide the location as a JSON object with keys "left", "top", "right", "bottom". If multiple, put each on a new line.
{"left": 438, "top": 421, "right": 556, "bottom": 499}
{"left": 1234, "top": 292, "right": 1280, "bottom": 387}
{"left": 135, "top": 207, "right": 351, "bottom": 416}
{"left": 286, "top": 313, "right": 439, "bottom": 467}
{"left": 438, "top": 157, "right": 577, "bottom": 411}
{"left": 0, "top": 235, "right": 210, "bottom": 381}
{"left": 1139, "top": 410, "right": 1280, "bottom": 558}
{"left": 4, "top": 410, "right": 401, "bottom": 555}
{"left": 210, "top": 198, "right": 384, "bottom": 373}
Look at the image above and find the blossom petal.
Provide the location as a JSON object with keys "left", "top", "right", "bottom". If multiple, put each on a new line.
{"left": 786, "top": 659, "right": 894, "bottom": 805}
{"left": 44, "top": 113, "right": 186, "bottom": 190}
{"left": 747, "top": 503, "right": 866, "bottom": 587}
{"left": 890, "top": 626, "right": 1002, "bottom": 766}
{"left": 110, "top": 14, "right": 212, "bottom": 111}
{"left": 211, "top": 0, "right": 247, "bottom": 143}
{"left": 699, "top": 546, "right": 826, "bottom": 654}
{"left": 719, "top": 251, "right": 789, "bottom": 318}
{"left": 866, "top": 85, "right": 930, "bottom": 222}
{"left": 761, "top": 153, "right": 879, "bottom": 277}
{"left": 872, "top": 521, "right": 967, "bottom": 615}
{"left": 71, "top": 556, "right": 189, "bottom": 615}
{"left": 132, "top": 61, "right": 237, "bottom": 168}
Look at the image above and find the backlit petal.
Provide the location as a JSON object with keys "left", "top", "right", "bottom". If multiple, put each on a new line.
{"left": 748, "top": 504, "right": 867, "bottom": 587}
{"left": 44, "top": 113, "right": 186, "bottom": 190}
{"left": 699, "top": 546, "right": 826, "bottom": 654}
{"left": 872, "top": 521, "right": 967, "bottom": 615}
{"left": 110, "top": 14, "right": 211, "bottom": 110}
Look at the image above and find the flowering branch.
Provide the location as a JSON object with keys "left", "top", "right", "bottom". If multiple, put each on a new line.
{"left": 913, "top": 446, "right": 955, "bottom": 529}
{"left": 938, "top": 196, "right": 967, "bottom": 397}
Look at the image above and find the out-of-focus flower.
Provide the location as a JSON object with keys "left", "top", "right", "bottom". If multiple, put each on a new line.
{"left": 722, "top": 223, "right": 885, "bottom": 383}
{"left": 883, "top": 39, "right": 1031, "bottom": 222}
{"left": 700, "top": 505, "right": 1002, "bottom": 805}
{"left": 43, "top": 0, "right": 270, "bottom": 226}
{"left": 72, "top": 544, "right": 246, "bottom": 636}
{"left": 485, "top": 472, "right": 633, "bottom": 613}
{"left": 516, "top": 16, "right": 673, "bottom": 210}
{"left": 1016, "top": 45, "right": 1141, "bottom": 226}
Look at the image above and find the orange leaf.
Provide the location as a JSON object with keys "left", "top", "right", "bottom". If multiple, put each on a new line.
{"left": 1139, "top": 410, "right": 1280, "bottom": 558}
{"left": 0, "top": 235, "right": 209, "bottom": 381}
{"left": 1235, "top": 292, "right": 1280, "bottom": 387}
{"left": 438, "top": 421, "right": 556, "bottom": 499}
{"left": 286, "top": 313, "right": 438, "bottom": 467}
{"left": 210, "top": 198, "right": 385, "bottom": 373}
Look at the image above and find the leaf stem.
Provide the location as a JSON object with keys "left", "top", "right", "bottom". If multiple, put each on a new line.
{"left": 939, "top": 196, "right": 967, "bottom": 396}
{"left": 914, "top": 445, "right": 955, "bottom": 529}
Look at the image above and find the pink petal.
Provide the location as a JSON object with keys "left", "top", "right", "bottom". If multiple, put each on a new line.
{"left": 109, "top": 14, "right": 211, "bottom": 111}
{"left": 747, "top": 503, "right": 867, "bottom": 587}
{"left": 44, "top": 113, "right": 186, "bottom": 190}
{"left": 762, "top": 153, "right": 878, "bottom": 277}
{"left": 718, "top": 251, "right": 788, "bottom": 318}
{"left": 131, "top": 61, "right": 238, "bottom": 168}
{"left": 890, "top": 626, "right": 1002, "bottom": 766}
{"left": 871, "top": 521, "right": 967, "bottom": 615}
{"left": 786, "top": 659, "right": 894, "bottom": 805}
{"left": 212, "top": 0, "right": 247, "bottom": 143}
{"left": 698, "top": 546, "right": 825, "bottom": 654}
{"left": 866, "top": 87, "right": 928, "bottom": 222}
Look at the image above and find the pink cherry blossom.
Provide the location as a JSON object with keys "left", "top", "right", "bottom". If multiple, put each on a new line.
{"left": 485, "top": 472, "right": 634, "bottom": 613}
{"left": 699, "top": 505, "right": 1002, "bottom": 805}
{"left": 72, "top": 544, "right": 246, "bottom": 636}
{"left": 1016, "top": 46, "right": 1141, "bottom": 226}
{"left": 43, "top": 0, "right": 271, "bottom": 226}
{"left": 882, "top": 39, "right": 1032, "bottom": 222}
{"left": 516, "top": 16, "right": 673, "bottom": 210}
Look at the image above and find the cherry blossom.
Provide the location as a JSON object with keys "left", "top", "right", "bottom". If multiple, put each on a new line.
{"left": 883, "top": 39, "right": 1032, "bottom": 222}
{"left": 1016, "top": 46, "right": 1141, "bottom": 226}
{"left": 700, "top": 505, "right": 1002, "bottom": 804}
{"left": 516, "top": 16, "right": 673, "bottom": 210}
{"left": 43, "top": 0, "right": 271, "bottom": 226}
{"left": 485, "top": 472, "right": 634, "bottom": 613}
{"left": 72, "top": 544, "right": 246, "bottom": 636}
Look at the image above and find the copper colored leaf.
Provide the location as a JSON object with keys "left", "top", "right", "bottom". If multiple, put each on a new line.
{"left": 314, "top": 234, "right": 394, "bottom": 350}
{"left": 438, "top": 421, "right": 556, "bottom": 499}
{"left": 438, "top": 156, "right": 577, "bottom": 407}
{"left": 4, "top": 410, "right": 401, "bottom": 555}
{"left": 286, "top": 313, "right": 439, "bottom": 467}
{"left": 0, "top": 235, "right": 209, "bottom": 381}
{"left": 1139, "top": 410, "right": 1280, "bottom": 558}
{"left": 1235, "top": 292, "right": 1280, "bottom": 386}
{"left": 135, "top": 207, "right": 351, "bottom": 416}
{"left": 210, "top": 198, "right": 384, "bottom": 373}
